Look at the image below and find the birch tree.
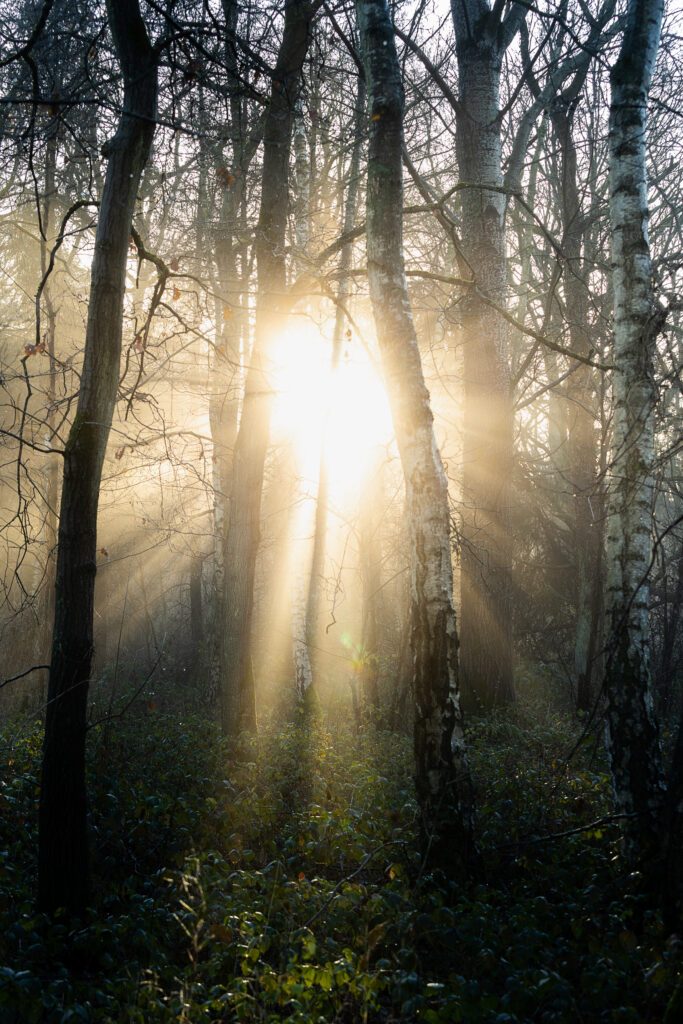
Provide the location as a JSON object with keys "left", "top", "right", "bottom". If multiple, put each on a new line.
{"left": 356, "top": 0, "right": 475, "bottom": 875}
{"left": 603, "top": 0, "right": 666, "bottom": 863}
{"left": 450, "top": 0, "right": 526, "bottom": 710}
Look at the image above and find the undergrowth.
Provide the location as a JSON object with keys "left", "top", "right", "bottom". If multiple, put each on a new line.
{"left": 1, "top": 689, "right": 682, "bottom": 1022}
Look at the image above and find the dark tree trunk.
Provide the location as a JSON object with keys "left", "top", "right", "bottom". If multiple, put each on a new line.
{"left": 662, "top": 710, "right": 683, "bottom": 931}
{"left": 221, "top": 0, "right": 313, "bottom": 737}
{"left": 208, "top": 0, "right": 261, "bottom": 710}
{"left": 36, "top": 108, "right": 60, "bottom": 697}
{"left": 190, "top": 555, "right": 204, "bottom": 674}
{"left": 542, "top": 95, "right": 603, "bottom": 714}
{"left": 38, "top": 0, "right": 157, "bottom": 916}
{"left": 356, "top": 0, "right": 476, "bottom": 876}
{"left": 656, "top": 543, "right": 683, "bottom": 708}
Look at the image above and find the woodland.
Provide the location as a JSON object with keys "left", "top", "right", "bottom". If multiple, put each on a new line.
{"left": 1, "top": 0, "right": 683, "bottom": 1020}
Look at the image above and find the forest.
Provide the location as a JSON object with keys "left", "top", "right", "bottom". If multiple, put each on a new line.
{"left": 1, "top": 0, "right": 683, "bottom": 1020}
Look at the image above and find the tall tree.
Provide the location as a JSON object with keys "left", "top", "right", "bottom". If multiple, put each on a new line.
{"left": 356, "top": 0, "right": 476, "bottom": 875}
{"left": 38, "top": 0, "right": 158, "bottom": 915}
{"left": 221, "top": 0, "right": 313, "bottom": 736}
{"left": 305, "top": 73, "right": 365, "bottom": 690}
{"left": 603, "top": 0, "right": 665, "bottom": 864}
{"left": 450, "top": 0, "right": 527, "bottom": 710}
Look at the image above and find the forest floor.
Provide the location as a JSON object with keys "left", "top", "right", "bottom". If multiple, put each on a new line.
{"left": 1, "top": 683, "right": 682, "bottom": 1023}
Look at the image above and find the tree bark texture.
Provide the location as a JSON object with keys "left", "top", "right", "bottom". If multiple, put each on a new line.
{"left": 221, "top": 0, "right": 313, "bottom": 737}
{"left": 356, "top": 0, "right": 476, "bottom": 875}
{"left": 604, "top": 0, "right": 665, "bottom": 863}
{"left": 38, "top": 0, "right": 157, "bottom": 915}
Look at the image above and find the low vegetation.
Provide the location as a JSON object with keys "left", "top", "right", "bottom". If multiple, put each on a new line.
{"left": 2, "top": 686, "right": 681, "bottom": 1023}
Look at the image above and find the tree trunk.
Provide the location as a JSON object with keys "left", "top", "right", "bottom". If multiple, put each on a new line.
{"left": 190, "top": 555, "right": 204, "bottom": 688}
{"left": 305, "top": 75, "right": 365, "bottom": 687}
{"left": 38, "top": 0, "right": 157, "bottom": 916}
{"left": 603, "top": 0, "right": 665, "bottom": 865}
{"left": 221, "top": 0, "right": 313, "bottom": 737}
{"left": 36, "top": 107, "right": 60, "bottom": 697}
{"left": 550, "top": 102, "right": 602, "bottom": 713}
{"left": 359, "top": 453, "right": 383, "bottom": 721}
{"left": 451, "top": 0, "right": 525, "bottom": 710}
{"left": 356, "top": 0, "right": 476, "bottom": 875}
{"left": 207, "top": 0, "right": 257, "bottom": 711}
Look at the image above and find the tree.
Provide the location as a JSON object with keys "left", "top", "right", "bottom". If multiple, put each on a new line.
{"left": 221, "top": 0, "right": 313, "bottom": 736}
{"left": 603, "top": 0, "right": 665, "bottom": 867}
{"left": 356, "top": 0, "right": 476, "bottom": 875}
{"left": 450, "top": 0, "right": 526, "bottom": 710}
{"left": 38, "top": 0, "right": 158, "bottom": 915}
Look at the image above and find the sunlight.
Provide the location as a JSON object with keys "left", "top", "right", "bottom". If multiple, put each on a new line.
{"left": 270, "top": 320, "right": 394, "bottom": 502}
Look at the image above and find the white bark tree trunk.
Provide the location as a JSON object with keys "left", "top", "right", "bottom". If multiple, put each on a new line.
{"left": 604, "top": 0, "right": 665, "bottom": 862}
{"left": 356, "top": 0, "right": 476, "bottom": 875}
{"left": 451, "top": 0, "right": 525, "bottom": 710}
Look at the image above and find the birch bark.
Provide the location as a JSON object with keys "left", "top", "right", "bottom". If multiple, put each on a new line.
{"left": 451, "top": 0, "right": 525, "bottom": 709}
{"left": 356, "top": 0, "right": 475, "bottom": 874}
{"left": 604, "top": 0, "right": 665, "bottom": 861}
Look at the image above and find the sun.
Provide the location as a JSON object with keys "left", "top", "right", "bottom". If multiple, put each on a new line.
{"left": 269, "top": 318, "right": 393, "bottom": 501}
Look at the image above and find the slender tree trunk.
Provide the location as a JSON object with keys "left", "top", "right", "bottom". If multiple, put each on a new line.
{"left": 356, "top": 0, "right": 476, "bottom": 875}
{"left": 190, "top": 555, "right": 204, "bottom": 669}
{"left": 289, "top": 96, "right": 316, "bottom": 704}
{"left": 549, "top": 103, "right": 602, "bottom": 713}
{"left": 36, "top": 108, "right": 60, "bottom": 697}
{"left": 292, "top": 573, "right": 314, "bottom": 702}
{"left": 207, "top": 0, "right": 261, "bottom": 711}
{"left": 305, "top": 75, "right": 365, "bottom": 687}
{"left": 657, "top": 543, "right": 683, "bottom": 707}
{"left": 451, "top": 0, "right": 525, "bottom": 710}
{"left": 293, "top": 103, "right": 311, "bottom": 260}
{"left": 38, "top": 0, "right": 157, "bottom": 915}
{"left": 221, "top": 0, "right": 313, "bottom": 737}
{"left": 662, "top": 720, "right": 683, "bottom": 932}
{"left": 359, "top": 453, "right": 383, "bottom": 720}
{"left": 603, "top": 0, "right": 665, "bottom": 865}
